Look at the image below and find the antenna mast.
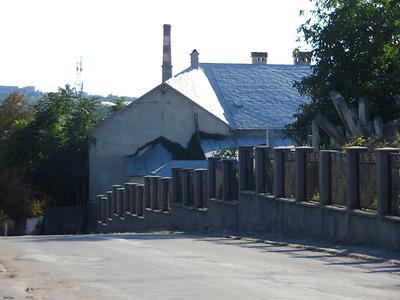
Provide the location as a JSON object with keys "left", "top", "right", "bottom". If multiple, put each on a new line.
{"left": 75, "top": 56, "right": 83, "bottom": 96}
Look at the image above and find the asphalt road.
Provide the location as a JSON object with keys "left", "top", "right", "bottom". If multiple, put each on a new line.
{"left": 0, "top": 233, "right": 399, "bottom": 299}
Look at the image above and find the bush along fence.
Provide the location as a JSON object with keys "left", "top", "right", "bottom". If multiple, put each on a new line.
{"left": 89, "top": 146, "right": 400, "bottom": 249}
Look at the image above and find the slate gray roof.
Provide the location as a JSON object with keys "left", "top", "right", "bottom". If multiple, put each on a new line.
{"left": 167, "top": 63, "right": 311, "bottom": 130}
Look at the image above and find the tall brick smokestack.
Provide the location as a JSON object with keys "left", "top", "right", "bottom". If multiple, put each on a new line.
{"left": 162, "top": 24, "right": 172, "bottom": 82}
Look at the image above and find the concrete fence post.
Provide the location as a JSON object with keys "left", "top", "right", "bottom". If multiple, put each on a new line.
{"left": 208, "top": 158, "right": 217, "bottom": 198}
{"left": 201, "top": 169, "right": 208, "bottom": 208}
{"left": 129, "top": 183, "right": 137, "bottom": 215}
{"left": 255, "top": 147, "right": 264, "bottom": 193}
{"left": 96, "top": 195, "right": 104, "bottom": 223}
{"left": 274, "top": 148, "right": 285, "bottom": 198}
{"left": 222, "top": 160, "right": 232, "bottom": 201}
{"left": 345, "top": 146, "right": 368, "bottom": 210}
{"left": 188, "top": 170, "right": 196, "bottom": 207}
{"left": 123, "top": 184, "right": 131, "bottom": 214}
{"left": 160, "top": 177, "right": 170, "bottom": 211}
{"left": 124, "top": 183, "right": 133, "bottom": 214}
{"left": 295, "top": 147, "right": 313, "bottom": 203}
{"left": 376, "top": 148, "right": 399, "bottom": 217}
{"left": 239, "top": 146, "right": 254, "bottom": 191}
{"left": 171, "top": 168, "right": 181, "bottom": 205}
{"left": 136, "top": 184, "right": 144, "bottom": 216}
{"left": 117, "top": 187, "right": 125, "bottom": 218}
{"left": 111, "top": 185, "right": 122, "bottom": 217}
{"left": 106, "top": 191, "right": 112, "bottom": 220}
{"left": 150, "top": 176, "right": 161, "bottom": 210}
{"left": 182, "top": 169, "right": 192, "bottom": 206}
{"left": 143, "top": 176, "right": 152, "bottom": 209}
{"left": 319, "top": 150, "right": 332, "bottom": 206}
{"left": 194, "top": 169, "right": 202, "bottom": 208}
{"left": 101, "top": 196, "right": 107, "bottom": 224}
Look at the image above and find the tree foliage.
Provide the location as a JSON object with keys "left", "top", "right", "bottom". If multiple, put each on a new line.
{"left": 4, "top": 86, "right": 99, "bottom": 211}
{"left": 287, "top": 0, "right": 400, "bottom": 142}
{"left": 106, "top": 97, "right": 127, "bottom": 116}
{"left": 0, "top": 93, "right": 35, "bottom": 221}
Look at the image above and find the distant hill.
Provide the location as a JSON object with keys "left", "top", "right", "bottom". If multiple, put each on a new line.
{"left": 0, "top": 86, "right": 42, "bottom": 103}
{"left": 0, "top": 86, "right": 137, "bottom": 107}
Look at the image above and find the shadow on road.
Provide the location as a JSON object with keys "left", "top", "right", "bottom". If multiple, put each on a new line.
{"left": 194, "top": 234, "right": 400, "bottom": 275}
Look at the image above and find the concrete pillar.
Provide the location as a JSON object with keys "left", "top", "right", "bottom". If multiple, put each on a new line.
{"left": 150, "top": 176, "right": 161, "bottom": 210}
{"left": 96, "top": 195, "right": 104, "bottom": 223}
{"left": 124, "top": 183, "right": 134, "bottom": 214}
{"left": 208, "top": 158, "right": 218, "bottom": 198}
{"left": 319, "top": 150, "right": 332, "bottom": 206}
{"left": 274, "top": 148, "right": 285, "bottom": 198}
{"left": 295, "top": 147, "right": 313, "bottom": 203}
{"left": 143, "top": 176, "right": 152, "bottom": 209}
{"left": 117, "top": 187, "right": 125, "bottom": 217}
{"left": 101, "top": 196, "right": 107, "bottom": 224}
{"left": 200, "top": 169, "right": 208, "bottom": 208}
{"left": 112, "top": 185, "right": 122, "bottom": 217}
{"left": 188, "top": 170, "right": 195, "bottom": 207}
{"left": 239, "top": 146, "right": 254, "bottom": 191}
{"left": 106, "top": 191, "right": 112, "bottom": 220}
{"left": 160, "top": 177, "right": 170, "bottom": 211}
{"left": 376, "top": 148, "right": 398, "bottom": 217}
{"left": 181, "top": 169, "right": 191, "bottom": 206}
{"left": 194, "top": 169, "right": 205, "bottom": 208}
{"left": 255, "top": 146, "right": 271, "bottom": 193}
{"left": 129, "top": 183, "right": 138, "bottom": 215}
{"left": 222, "top": 160, "right": 235, "bottom": 201}
{"left": 346, "top": 146, "right": 367, "bottom": 210}
{"left": 171, "top": 168, "right": 181, "bottom": 205}
{"left": 136, "top": 184, "right": 144, "bottom": 216}
{"left": 194, "top": 169, "right": 201, "bottom": 208}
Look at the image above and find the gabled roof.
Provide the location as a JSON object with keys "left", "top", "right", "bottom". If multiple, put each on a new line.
{"left": 167, "top": 63, "right": 311, "bottom": 130}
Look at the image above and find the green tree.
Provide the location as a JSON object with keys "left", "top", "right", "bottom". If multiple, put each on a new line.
{"left": 287, "top": 0, "right": 400, "bottom": 142}
{"left": 6, "top": 86, "right": 99, "bottom": 207}
{"left": 106, "top": 97, "right": 126, "bottom": 116}
{"left": 0, "top": 93, "right": 36, "bottom": 222}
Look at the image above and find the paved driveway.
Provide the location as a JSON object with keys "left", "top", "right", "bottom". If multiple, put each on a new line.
{"left": 0, "top": 233, "right": 399, "bottom": 299}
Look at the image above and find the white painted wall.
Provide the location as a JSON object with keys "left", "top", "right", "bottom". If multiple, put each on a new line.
{"left": 89, "top": 85, "right": 230, "bottom": 201}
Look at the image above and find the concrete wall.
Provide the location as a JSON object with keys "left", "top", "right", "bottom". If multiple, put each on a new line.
{"left": 44, "top": 207, "right": 85, "bottom": 235}
{"left": 91, "top": 147, "right": 400, "bottom": 249}
{"left": 89, "top": 85, "right": 230, "bottom": 205}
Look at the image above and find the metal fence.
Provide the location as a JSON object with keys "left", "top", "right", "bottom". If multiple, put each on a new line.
{"left": 263, "top": 148, "right": 275, "bottom": 195}
{"left": 358, "top": 152, "right": 377, "bottom": 211}
{"left": 215, "top": 160, "right": 223, "bottom": 200}
{"left": 305, "top": 151, "right": 319, "bottom": 202}
{"left": 283, "top": 150, "right": 296, "bottom": 199}
{"left": 389, "top": 153, "right": 400, "bottom": 216}
{"left": 330, "top": 151, "right": 346, "bottom": 206}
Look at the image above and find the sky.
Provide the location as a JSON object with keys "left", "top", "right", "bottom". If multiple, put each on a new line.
{"left": 0, "top": 0, "right": 313, "bottom": 97}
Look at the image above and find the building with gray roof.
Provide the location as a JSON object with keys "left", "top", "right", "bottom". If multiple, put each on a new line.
{"left": 89, "top": 25, "right": 311, "bottom": 203}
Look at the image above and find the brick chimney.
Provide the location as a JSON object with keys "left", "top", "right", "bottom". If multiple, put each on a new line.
{"left": 251, "top": 52, "right": 268, "bottom": 64}
{"left": 162, "top": 24, "right": 172, "bottom": 82}
{"left": 293, "top": 50, "right": 312, "bottom": 65}
{"left": 190, "top": 49, "right": 199, "bottom": 69}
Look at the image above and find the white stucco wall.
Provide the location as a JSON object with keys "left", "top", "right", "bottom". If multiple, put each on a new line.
{"left": 89, "top": 85, "right": 230, "bottom": 202}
